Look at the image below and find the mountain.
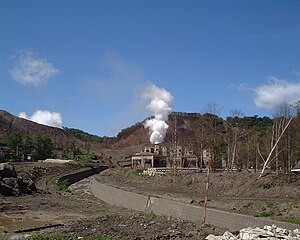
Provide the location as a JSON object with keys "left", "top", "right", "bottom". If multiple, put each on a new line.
{"left": 110, "top": 112, "right": 197, "bottom": 149}
{"left": 0, "top": 110, "right": 84, "bottom": 149}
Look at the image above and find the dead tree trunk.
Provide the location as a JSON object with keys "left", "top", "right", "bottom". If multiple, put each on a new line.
{"left": 257, "top": 117, "right": 292, "bottom": 179}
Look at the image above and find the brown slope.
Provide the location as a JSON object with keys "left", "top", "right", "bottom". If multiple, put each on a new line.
{"left": 110, "top": 113, "right": 195, "bottom": 149}
{"left": 0, "top": 110, "right": 84, "bottom": 149}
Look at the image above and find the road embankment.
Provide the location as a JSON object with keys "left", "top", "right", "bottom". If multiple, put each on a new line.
{"left": 59, "top": 166, "right": 108, "bottom": 185}
{"left": 91, "top": 179, "right": 299, "bottom": 232}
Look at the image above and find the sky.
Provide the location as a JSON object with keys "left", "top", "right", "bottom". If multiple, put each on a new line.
{"left": 1, "top": 1, "right": 300, "bottom": 137}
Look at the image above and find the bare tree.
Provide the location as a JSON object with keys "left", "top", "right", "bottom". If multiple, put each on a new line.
{"left": 226, "top": 110, "right": 248, "bottom": 170}
{"left": 202, "top": 101, "right": 223, "bottom": 116}
{"left": 257, "top": 103, "right": 293, "bottom": 178}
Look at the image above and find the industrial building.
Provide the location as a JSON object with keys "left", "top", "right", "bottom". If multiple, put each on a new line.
{"left": 131, "top": 144, "right": 211, "bottom": 170}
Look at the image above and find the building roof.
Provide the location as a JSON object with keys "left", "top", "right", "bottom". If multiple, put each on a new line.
{"left": 291, "top": 161, "right": 300, "bottom": 172}
{"left": 134, "top": 152, "right": 156, "bottom": 157}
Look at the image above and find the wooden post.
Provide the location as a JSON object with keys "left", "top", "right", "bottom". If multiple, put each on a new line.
{"left": 203, "top": 160, "right": 211, "bottom": 225}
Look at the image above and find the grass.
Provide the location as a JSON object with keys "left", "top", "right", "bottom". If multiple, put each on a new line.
{"left": 27, "top": 233, "right": 118, "bottom": 240}
{"left": 254, "top": 210, "right": 274, "bottom": 217}
{"left": 125, "top": 170, "right": 147, "bottom": 181}
{"left": 265, "top": 201, "right": 274, "bottom": 208}
{"left": 281, "top": 217, "right": 300, "bottom": 225}
{"left": 145, "top": 210, "right": 156, "bottom": 218}
{"left": 55, "top": 179, "right": 70, "bottom": 192}
{"left": 45, "top": 175, "right": 70, "bottom": 192}
{"left": 45, "top": 175, "right": 56, "bottom": 182}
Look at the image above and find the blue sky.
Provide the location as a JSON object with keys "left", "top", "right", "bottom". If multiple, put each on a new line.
{"left": 1, "top": 1, "right": 300, "bottom": 136}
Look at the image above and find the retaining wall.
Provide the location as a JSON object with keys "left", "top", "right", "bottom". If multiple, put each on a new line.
{"left": 91, "top": 179, "right": 299, "bottom": 232}
{"left": 59, "top": 166, "right": 108, "bottom": 185}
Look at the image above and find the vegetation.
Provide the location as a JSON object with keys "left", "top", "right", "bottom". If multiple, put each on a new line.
{"left": 64, "top": 127, "right": 113, "bottom": 144}
{"left": 260, "top": 182, "right": 277, "bottom": 189}
{"left": 188, "top": 101, "right": 300, "bottom": 174}
{"left": 63, "top": 143, "right": 97, "bottom": 161}
{"left": 254, "top": 211, "right": 274, "bottom": 217}
{"left": 46, "top": 175, "right": 70, "bottom": 192}
{"left": 7, "top": 133, "right": 54, "bottom": 161}
{"left": 55, "top": 179, "right": 70, "bottom": 192}
{"left": 125, "top": 170, "right": 147, "bottom": 181}
{"left": 281, "top": 217, "right": 300, "bottom": 225}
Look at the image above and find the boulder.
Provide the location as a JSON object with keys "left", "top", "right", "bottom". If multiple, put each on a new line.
{"left": 0, "top": 163, "right": 17, "bottom": 178}
{"left": 0, "top": 181, "right": 14, "bottom": 196}
{"left": 0, "top": 164, "right": 37, "bottom": 196}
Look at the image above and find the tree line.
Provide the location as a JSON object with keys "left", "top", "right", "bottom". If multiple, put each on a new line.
{"left": 7, "top": 133, "right": 54, "bottom": 161}
{"left": 188, "top": 102, "right": 300, "bottom": 176}
{"left": 5, "top": 132, "right": 98, "bottom": 161}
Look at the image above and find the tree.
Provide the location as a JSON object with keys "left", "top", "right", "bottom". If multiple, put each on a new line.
{"left": 32, "top": 134, "right": 54, "bottom": 160}
{"left": 226, "top": 110, "right": 249, "bottom": 170}
{"left": 257, "top": 113, "right": 293, "bottom": 178}
{"left": 23, "top": 135, "right": 34, "bottom": 160}
{"left": 8, "top": 132, "right": 23, "bottom": 158}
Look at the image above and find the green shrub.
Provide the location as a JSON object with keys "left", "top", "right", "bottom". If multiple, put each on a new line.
{"left": 45, "top": 175, "right": 70, "bottom": 192}
{"left": 56, "top": 179, "right": 70, "bottom": 192}
{"left": 145, "top": 210, "right": 156, "bottom": 217}
{"left": 255, "top": 211, "right": 273, "bottom": 217}
{"left": 125, "top": 170, "right": 147, "bottom": 181}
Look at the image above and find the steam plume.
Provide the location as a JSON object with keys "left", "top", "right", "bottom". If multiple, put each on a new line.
{"left": 143, "top": 84, "right": 173, "bottom": 144}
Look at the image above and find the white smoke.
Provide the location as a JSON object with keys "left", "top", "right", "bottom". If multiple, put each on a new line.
{"left": 18, "top": 110, "right": 63, "bottom": 128}
{"left": 143, "top": 84, "right": 173, "bottom": 144}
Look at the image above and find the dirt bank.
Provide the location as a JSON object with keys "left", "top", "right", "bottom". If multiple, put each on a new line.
{"left": 97, "top": 168, "right": 300, "bottom": 223}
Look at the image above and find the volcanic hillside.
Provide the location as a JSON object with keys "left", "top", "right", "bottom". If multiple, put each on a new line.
{"left": 110, "top": 112, "right": 196, "bottom": 149}
{"left": 0, "top": 110, "right": 84, "bottom": 149}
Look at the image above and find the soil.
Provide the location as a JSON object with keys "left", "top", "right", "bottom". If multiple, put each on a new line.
{"left": 97, "top": 168, "right": 300, "bottom": 222}
{"left": 0, "top": 162, "right": 225, "bottom": 240}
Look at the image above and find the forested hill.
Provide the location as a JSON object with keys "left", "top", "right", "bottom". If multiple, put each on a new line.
{"left": 109, "top": 112, "right": 274, "bottom": 149}
{"left": 64, "top": 127, "right": 114, "bottom": 144}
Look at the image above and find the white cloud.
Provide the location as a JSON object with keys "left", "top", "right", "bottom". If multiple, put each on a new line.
{"left": 254, "top": 76, "right": 300, "bottom": 110}
{"left": 9, "top": 50, "right": 59, "bottom": 87}
{"left": 18, "top": 110, "right": 63, "bottom": 128}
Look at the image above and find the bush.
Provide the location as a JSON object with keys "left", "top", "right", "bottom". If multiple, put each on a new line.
{"left": 55, "top": 179, "right": 70, "bottom": 192}
{"left": 254, "top": 211, "right": 274, "bottom": 217}
{"left": 125, "top": 170, "right": 147, "bottom": 181}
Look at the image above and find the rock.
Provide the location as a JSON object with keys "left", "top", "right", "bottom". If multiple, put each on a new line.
{"left": 171, "top": 223, "right": 178, "bottom": 229}
{"left": 222, "top": 231, "right": 238, "bottom": 239}
{"left": 207, "top": 225, "right": 300, "bottom": 240}
{"left": 0, "top": 163, "right": 17, "bottom": 178}
{"left": 205, "top": 234, "right": 222, "bottom": 240}
{"left": 0, "top": 166, "right": 36, "bottom": 196}
{"left": 0, "top": 181, "right": 14, "bottom": 196}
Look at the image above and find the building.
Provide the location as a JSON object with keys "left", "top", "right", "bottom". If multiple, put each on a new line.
{"left": 131, "top": 144, "right": 203, "bottom": 169}
{"left": 131, "top": 145, "right": 166, "bottom": 169}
